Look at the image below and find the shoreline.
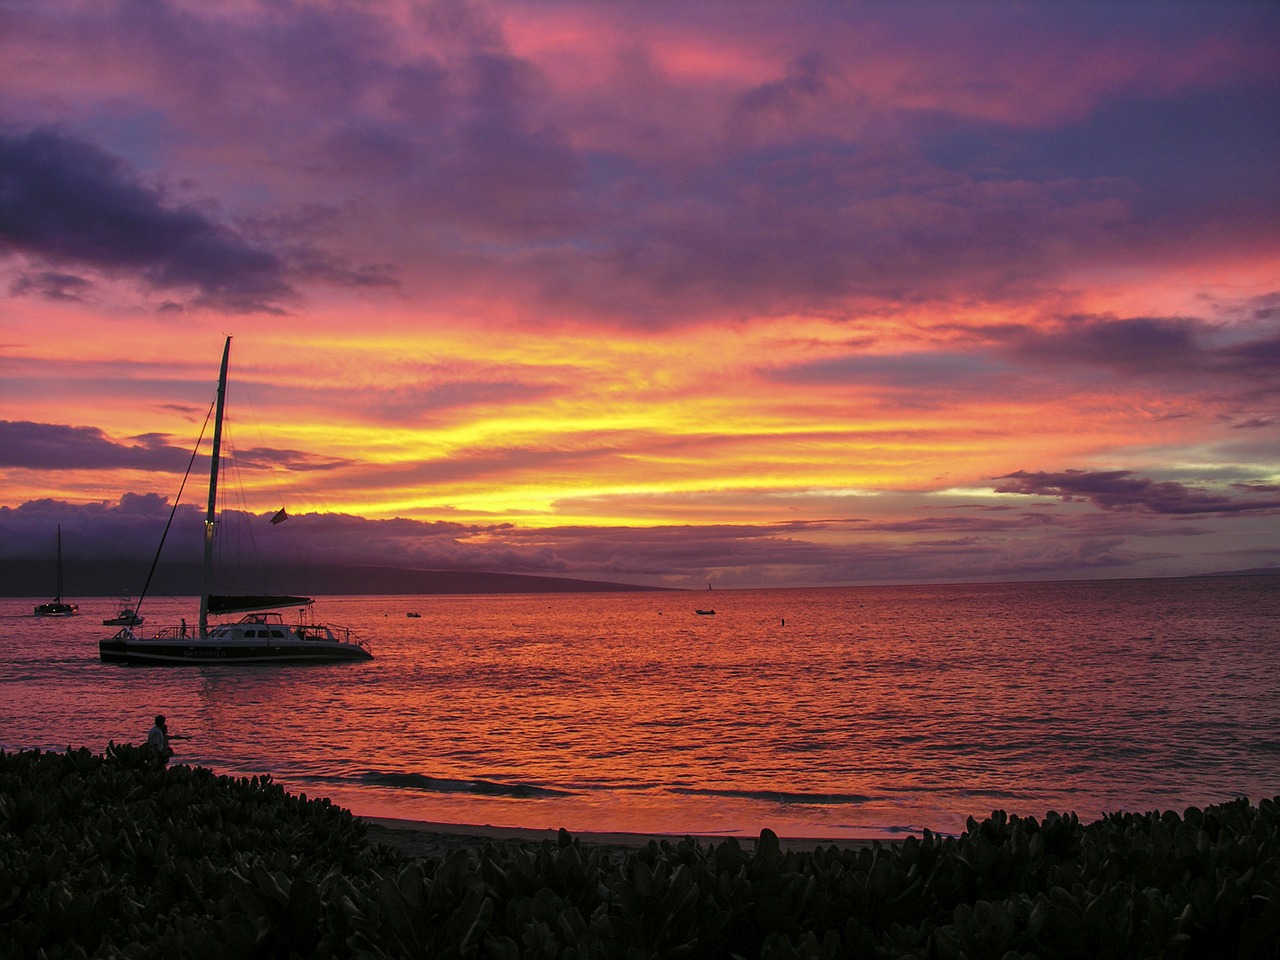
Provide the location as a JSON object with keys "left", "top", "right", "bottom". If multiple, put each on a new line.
{"left": 360, "top": 815, "right": 889, "bottom": 860}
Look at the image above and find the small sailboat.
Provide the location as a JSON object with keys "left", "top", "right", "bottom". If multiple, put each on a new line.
{"left": 33, "top": 526, "right": 79, "bottom": 617}
{"left": 100, "top": 337, "right": 372, "bottom": 665}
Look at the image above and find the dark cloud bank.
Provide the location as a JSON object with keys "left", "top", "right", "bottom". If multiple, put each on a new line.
{"left": 0, "top": 127, "right": 292, "bottom": 312}
{"left": 0, "top": 421, "right": 348, "bottom": 475}
{"left": 0, "top": 421, "right": 190, "bottom": 472}
{"left": 3, "top": 468, "right": 1276, "bottom": 596}
{"left": 996, "top": 470, "right": 1280, "bottom": 516}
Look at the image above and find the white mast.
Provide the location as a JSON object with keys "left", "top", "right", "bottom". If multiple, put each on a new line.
{"left": 198, "top": 336, "right": 232, "bottom": 639}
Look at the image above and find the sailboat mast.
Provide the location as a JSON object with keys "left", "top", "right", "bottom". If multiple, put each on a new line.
{"left": 55, "top": 525, "right": 63, "bottom": 603}
{"left": 199, "top": 337, "right": 232, "bottom": 639}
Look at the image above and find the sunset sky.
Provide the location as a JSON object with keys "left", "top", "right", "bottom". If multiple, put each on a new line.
{"left": 2, "top": 0, "right": 1278, "bottom": 589}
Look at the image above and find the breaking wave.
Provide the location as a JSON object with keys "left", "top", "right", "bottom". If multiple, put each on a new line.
{"left": 671, "top": 786, "right": 876, "bottom": 805}
{"left": 357, "top": 770, "right": 573, "bottom": 799}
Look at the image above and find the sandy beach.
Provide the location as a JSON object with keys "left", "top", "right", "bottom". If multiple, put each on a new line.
{"left": 361, "top": 815, "right": 884, "bottom": 860}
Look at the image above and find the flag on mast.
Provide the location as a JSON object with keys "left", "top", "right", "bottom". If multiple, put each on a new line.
{"left": 269, "top": 508, "right": 288, "bottom": 525}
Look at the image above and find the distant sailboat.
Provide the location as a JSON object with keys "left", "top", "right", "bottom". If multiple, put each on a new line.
{"left": 34, "top": 526, "right": 78, "bottom": 617}
{"left": 100, "top": 337, "right": 372, "bottom": 664}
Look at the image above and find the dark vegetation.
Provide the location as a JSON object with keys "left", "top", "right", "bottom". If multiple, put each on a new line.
{"left": 2, "top": 747, "right": 1278, "bottom": 958}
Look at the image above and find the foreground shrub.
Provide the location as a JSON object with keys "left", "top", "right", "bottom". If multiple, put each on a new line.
{"left": 3, "top": 747, "right": 1279, "bottom": 958}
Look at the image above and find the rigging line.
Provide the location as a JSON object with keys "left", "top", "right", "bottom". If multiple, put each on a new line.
{"left": 217, "top": 415, "right": 290, "bottom": 598}
{"left": 226, "top": 347, "right": 308, "bottom": 563}
{"left": 134, "top": 400, "right": 216, "bottom": 617}
{"left": 228, "top": 348, "right": 294, "bottom": 511}
{"left": 217, "top": 416, "right": 269, "bottom": 595}
{"left": 216, "top": 416, "right": 243, "bottom": 588}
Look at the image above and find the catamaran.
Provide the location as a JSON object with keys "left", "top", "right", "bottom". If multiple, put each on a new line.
{"left": 99, "top": 337, "right": 373, "bottom": 665}
{"left": 34, "top": 526, "right": 79, "bottom": 617}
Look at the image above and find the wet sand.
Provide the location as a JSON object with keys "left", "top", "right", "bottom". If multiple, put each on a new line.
{"left": 361, "top": 816, "right": 885, "bottom": 860}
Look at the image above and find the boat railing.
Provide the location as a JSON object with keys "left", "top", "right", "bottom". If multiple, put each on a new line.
{"left": 149, "top": 624, "right": 199, "bottom": 641}
{"left": 110, "top": 620, "right": 371, "bottom": 654}
{"left": 294, "top": 622, "right": 372, "bottom": 654}
{"left": 105, "top": 624, "right": 192, "bottom": 641}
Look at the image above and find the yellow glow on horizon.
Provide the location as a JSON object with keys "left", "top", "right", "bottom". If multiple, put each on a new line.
{"left": 1, "top": 294, "right": 1249, "bottom": 530}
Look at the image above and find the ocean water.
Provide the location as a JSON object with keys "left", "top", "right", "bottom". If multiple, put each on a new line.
{"left": 2, "top": 576, "right": 1277, "bottom": 840}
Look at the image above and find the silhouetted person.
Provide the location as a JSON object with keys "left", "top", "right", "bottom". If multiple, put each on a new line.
{"left": 146, "top": 714, "right": 174, "bottom": 766}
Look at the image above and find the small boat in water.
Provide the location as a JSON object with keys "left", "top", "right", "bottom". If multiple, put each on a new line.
{"left": 34, "top": 600, "right": 79, "bottom": 617}
{"left": 102, "top": 606, "right": 143, "bottom": 627}
{"left": 100, "top": 337, "right": 372, "bottom": 665}
{"left": 34, "top": 526, "right": 78, "bottom": 617}
{"left": 695, "top": 609, "right": 715, "bottom": 616}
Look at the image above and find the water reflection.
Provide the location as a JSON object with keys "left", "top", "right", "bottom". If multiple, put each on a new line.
{"left": 2, "top": 576, "right": 1278, "bottom": 838}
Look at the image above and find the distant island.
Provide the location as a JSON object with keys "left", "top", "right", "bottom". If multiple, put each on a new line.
{"left": 0, "top": 559, "right": 665, "bottom": 597}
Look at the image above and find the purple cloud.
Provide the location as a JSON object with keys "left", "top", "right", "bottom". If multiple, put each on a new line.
{"left": 997, "top": 315, "right": 1280, "bottom": 405}
{"left": 4, "top": 4, "right": 1277, "bottom": 328}
{"left": 1008, "top": 316, "right": 1204, "bottom": 373}
{"left": 0, "top": 128, "right": 292, "bottom": 312}
{"left": 995, "top": 470, "right": 1280, "bottom": 516}
{"left": 760, "top": 351, "right": 1010, "bottom": 393}
{"left": 0, "top": 421, "right": 346, "bottom": 474}
{"left": 0, "top": 421, "right": 190, "bottom": 472}
{"left": 8, "top": 270, "right": 94, "bottom": 302}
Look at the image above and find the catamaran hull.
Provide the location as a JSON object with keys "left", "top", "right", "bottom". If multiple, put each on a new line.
{"left": 99, "top": 638, "right": 372, "bottom": 664}
{"left": 35, "top": 604, "right": 79, "bottom": 617}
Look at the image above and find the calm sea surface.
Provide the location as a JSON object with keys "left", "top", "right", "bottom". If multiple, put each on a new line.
{"left": 2, "top": 576, "right": 1277, "bottom": 840}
